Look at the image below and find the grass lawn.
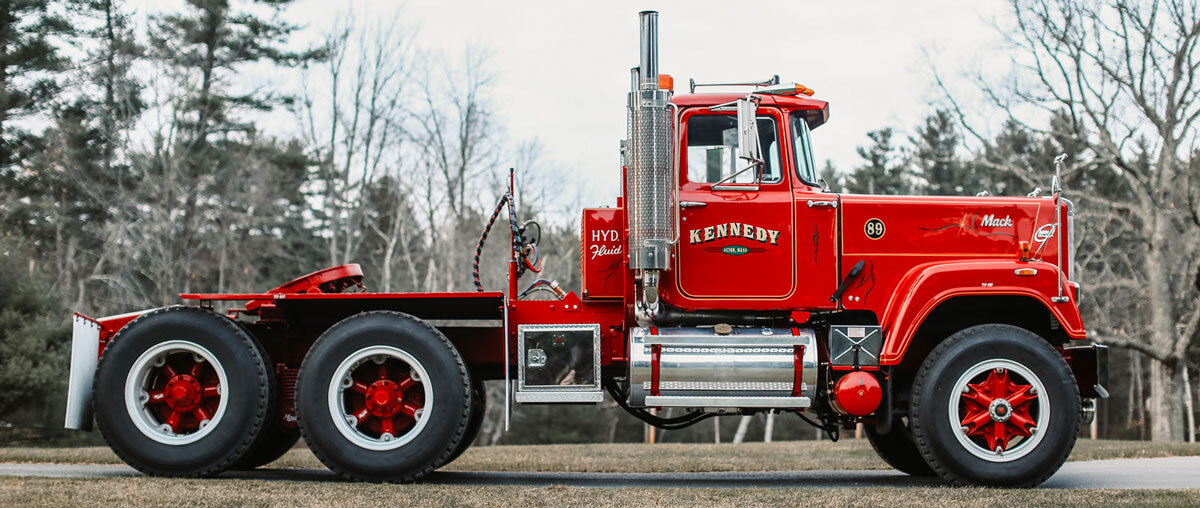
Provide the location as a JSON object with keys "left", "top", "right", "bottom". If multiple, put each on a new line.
{"left": 2, "top": 440, "right": 1200, "bottom": 506}
{"left": 1, "top": 439, "right": 1198, "bottom": 473}
{"left": 1, "top": 477, "right": 1199, "bottom": 507}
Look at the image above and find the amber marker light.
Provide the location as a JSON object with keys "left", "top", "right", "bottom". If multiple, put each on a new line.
{"left": 658, "top": 73, "right": 674, "bottom": 92}
{"left": 1014, "top": 268, "right": 1039, "bottom": 276}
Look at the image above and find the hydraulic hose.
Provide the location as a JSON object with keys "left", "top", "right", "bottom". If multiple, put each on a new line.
{"left": 474, "top": 193, "right": 511, "bottom": 292}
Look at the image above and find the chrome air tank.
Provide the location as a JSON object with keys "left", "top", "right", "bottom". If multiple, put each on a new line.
{"left": 628, "top": 327, "right": 817, "bottom": 408}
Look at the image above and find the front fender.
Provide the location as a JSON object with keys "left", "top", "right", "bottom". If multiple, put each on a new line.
{"left": 878, "top": 260, "right": 1085, "bottom": 365}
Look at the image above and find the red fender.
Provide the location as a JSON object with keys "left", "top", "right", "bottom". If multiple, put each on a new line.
{"left": 878, "top": 260, "right": 1085, "bottom": 365}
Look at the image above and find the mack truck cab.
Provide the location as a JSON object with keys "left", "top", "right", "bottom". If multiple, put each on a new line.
{"left": 64, "top": 11, "right": 1106, "bottom": 488}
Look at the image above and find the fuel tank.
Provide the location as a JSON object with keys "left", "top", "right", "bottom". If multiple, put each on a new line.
{"left": 628, "top": 326, "right": 817, "bottom": 408}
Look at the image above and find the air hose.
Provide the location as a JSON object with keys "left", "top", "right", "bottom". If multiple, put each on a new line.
{"left": 473, "top": 193, "right": 513, "bottom": 292}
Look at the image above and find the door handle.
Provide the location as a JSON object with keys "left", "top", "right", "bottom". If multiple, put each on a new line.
{"left": 807, "top": 200, "right": 838, "bottom": 208}
{"left": 680, "top": 201, "right": 707, "bottom": 208}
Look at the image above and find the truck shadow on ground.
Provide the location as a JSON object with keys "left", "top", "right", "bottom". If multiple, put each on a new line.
{"left": 224, "top": 468, "right": 941, "bottom": 488}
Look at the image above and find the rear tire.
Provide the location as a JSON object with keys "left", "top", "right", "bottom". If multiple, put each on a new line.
{"left": 910, "top": 324, "right": 1079, "bottom": 487}
{"left": 231, "top": 426, "right": 300, "bottom": 469}
{"left": 296, "top": 311, "right": 471, "bottom": 482}
{"left": 864, "top": 420, "right": 933, "bottom": 476}
{"left": 230, "top": 328, "right": 299, "bottom": 470}
{"left": 437, "top": 375, "right": 486, "bottom": 467}
{"left": 93, "top": 306, "right": 270, "bottom": 476}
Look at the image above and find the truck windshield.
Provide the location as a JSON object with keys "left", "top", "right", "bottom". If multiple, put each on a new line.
{"left": 686, "top": 115, "right": 781, "bottom": 184}
{"left": 791, "top": 112, "right": 818, "bottom": 185}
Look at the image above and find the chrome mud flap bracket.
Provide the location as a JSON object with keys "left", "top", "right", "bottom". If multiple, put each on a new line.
{"left": 1062, "top": 344, "right": 1108, "bottom": 425}
{"left": 64, "top": 314, "right": 101, "bottom": 431}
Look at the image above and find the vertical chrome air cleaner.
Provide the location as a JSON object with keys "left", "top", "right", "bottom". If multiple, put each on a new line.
{"left": 627, "top": 11, "right": 675, "bottom": 320}
{"left": 627, "top": 11, "right": 674, "bottom": 273}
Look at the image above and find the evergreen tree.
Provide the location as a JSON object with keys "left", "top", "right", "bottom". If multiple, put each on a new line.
{"left": 911, "top": 110, "right": 973, "bottom": 195}
{"left": 141, "top": 0, "right": 317, "bottom": 299}
{"left": 819, "top": 159, "right": 842, "bottom": 192}
{"left": 0, "top": 0, "right": 73, "bottom": 166}
{"left": 846, "top": 128, "right": 912, "bottom": 195}
{"left": 73, "top": 0, "right": 144, "bottom": 178}
{"left": 0, "top": 232, "right": 70, "bottom": 420}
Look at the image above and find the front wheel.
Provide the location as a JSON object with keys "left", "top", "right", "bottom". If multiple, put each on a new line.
{"left": 864, "top": 420, "right": 933, "bottom": 476}
{"left": 910, "top": 324, "right": 1080, "bottom": 487}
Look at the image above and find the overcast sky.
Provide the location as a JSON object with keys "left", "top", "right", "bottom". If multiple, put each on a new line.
{"left": 130, "top": 0, "right": 1013, "bottom": 209}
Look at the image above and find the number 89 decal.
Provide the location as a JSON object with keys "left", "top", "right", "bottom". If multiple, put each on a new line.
{"left": 864, "top": 218, "right": 885, "bottom": 240}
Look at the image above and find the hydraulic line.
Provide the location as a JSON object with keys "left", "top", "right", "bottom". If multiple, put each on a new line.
{"left": 518, "top": 279, "right": 564, "bottom": 300}
{"left": 795, "top": 411, "right": 840, "bottom": 442}
{"left": 473, "top": 179, "right": 532, "bottom": 292}
{"left": 602, "top": 378, "right": 717, "bottom": 430}
{"left": 474, "top": 193, "right": 512, "bottom": 292}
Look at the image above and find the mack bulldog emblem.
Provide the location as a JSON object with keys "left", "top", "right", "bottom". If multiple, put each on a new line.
{"left": 1033, "top": 223, "right": 1056, "bottom": 243}
{"left": 688, "top": 222, "right": 781, "bottom": 246}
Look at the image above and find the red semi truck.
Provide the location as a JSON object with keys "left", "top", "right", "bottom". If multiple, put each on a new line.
{"left": 64, "top": 11, "right": 1106, "bottom": 487}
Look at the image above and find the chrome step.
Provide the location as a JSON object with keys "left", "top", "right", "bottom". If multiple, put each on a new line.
{"left": 643, "top": 395, "right": 811, "bottom": 408}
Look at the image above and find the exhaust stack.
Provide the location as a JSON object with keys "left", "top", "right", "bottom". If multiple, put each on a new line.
{"left": 639, "top": 11, "right": 658, "bottom": 90}
{"left": 626, "top": 10, "right": 674, "bottom": 278}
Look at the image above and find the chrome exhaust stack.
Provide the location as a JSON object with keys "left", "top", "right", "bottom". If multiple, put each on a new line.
{"left": 627, "top": 10, "right": 675, "bottom": 321}
{"left": 639, "top": 11, "right": 659, "bottom": 90}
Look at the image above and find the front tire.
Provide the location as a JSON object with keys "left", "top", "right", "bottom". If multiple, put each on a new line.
{"left": 864, "top": 420, "right": 933, "bottom": 476}
{"left": 910, "top": 324, "right": 1080, "bottom": 487}
{"left": 93, "top": 306, "right": 271, "bottom": 476}
{"left": 296, "top": 311, "right": 471, "bottom": 482}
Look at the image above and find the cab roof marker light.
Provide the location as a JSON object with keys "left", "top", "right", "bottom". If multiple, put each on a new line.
{"left": 755, "top": 82, "right": 816, "bottom": 96}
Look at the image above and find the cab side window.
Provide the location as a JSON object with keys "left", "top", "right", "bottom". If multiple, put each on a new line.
{"left": 791, "top": 112, "right": 818, "bottom": 185}
{"left": 686, "top": 115, "right": 781, "bottom": 184}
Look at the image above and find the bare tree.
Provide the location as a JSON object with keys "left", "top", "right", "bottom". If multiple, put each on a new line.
{"left": 411, "top": 49, "right": 501, "bottom": 291}
{"left": 297, "top": 14, "right": 414, "bottom": 269}
{"left": 941, "top": 0, "right": 1200, "bottom": 440}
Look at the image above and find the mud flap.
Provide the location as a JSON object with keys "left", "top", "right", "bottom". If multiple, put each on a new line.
{"left": 65, "top": 314, "right": 101, "bottom": 430}
{"left": 1062, "top": 344, "right": 1109, "bottom": 399}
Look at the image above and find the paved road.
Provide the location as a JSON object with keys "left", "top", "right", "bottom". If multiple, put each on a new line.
{"left": 2, "top": 456, "right": 1199, "bottom": 489}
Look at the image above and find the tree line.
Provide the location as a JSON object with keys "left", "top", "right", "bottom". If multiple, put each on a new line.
{"left": 0, "top": 0, "right": 1197, "bottom": 445}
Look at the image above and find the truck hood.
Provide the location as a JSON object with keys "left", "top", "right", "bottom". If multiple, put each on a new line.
{"left": 839, "top": 194, "right": 1067, "bottom": 270}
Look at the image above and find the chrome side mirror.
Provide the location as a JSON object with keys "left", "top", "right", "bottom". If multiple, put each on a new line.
{"left": 736, "top": 95, "right": 763, "bottom": 170}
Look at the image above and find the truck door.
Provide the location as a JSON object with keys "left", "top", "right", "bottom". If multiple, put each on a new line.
{"left": 789, "top": 110, "right": 840, "bottom": 309}
{"left": 676, "top": 109, "right": 795, "bottom": 299}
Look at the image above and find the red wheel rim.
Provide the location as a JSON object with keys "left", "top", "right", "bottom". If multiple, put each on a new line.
{"left": 144, "top": 351, "right": 223, "bottom": 435}
{"left": 958, "top": 366, "right": 1039, "bottom": 454}
{"left": 343, "top": 356, "right": 425, "bottom": 441}
{"left": 126, "top": 340, "right": 229, "bottom": 444}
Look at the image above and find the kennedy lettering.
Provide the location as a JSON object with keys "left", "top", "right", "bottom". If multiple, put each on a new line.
{"left": 689, "top": 222, "right": 781, "bottom": 246}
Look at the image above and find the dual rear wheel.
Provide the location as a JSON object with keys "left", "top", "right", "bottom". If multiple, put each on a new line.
{"left": 295, "top": 311, "right": 475, "bottom": 482}
{"left": 94, "top": 307, "right": 272, "bottom": 476}
{"left": 94, "top": 308, "right": 481, "bottom": 481}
